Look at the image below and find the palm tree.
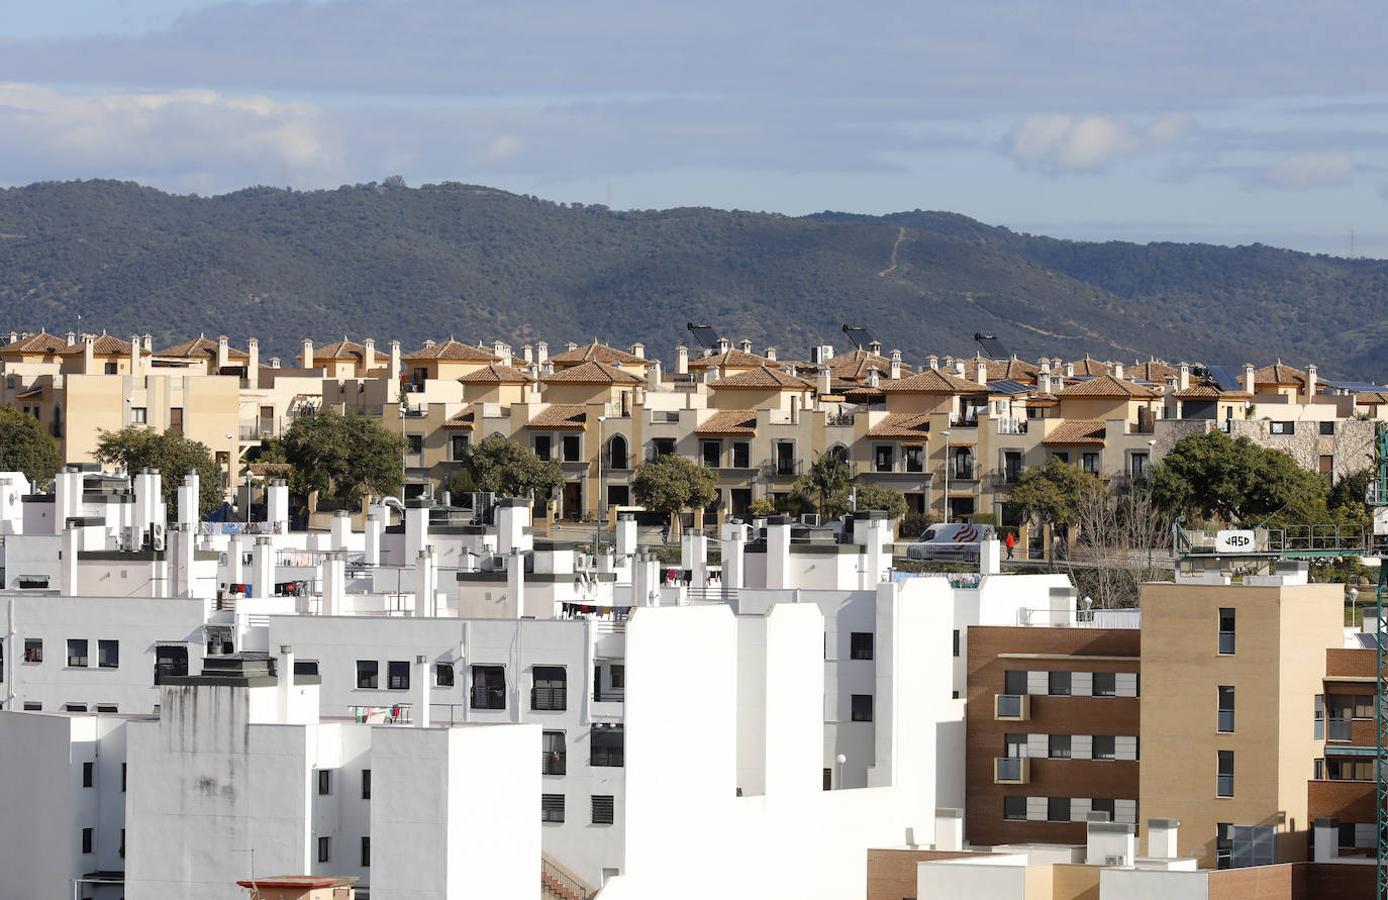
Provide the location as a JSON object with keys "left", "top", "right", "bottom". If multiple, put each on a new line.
{"left": 794, "top": 446, "right": 854, "bottom": 518}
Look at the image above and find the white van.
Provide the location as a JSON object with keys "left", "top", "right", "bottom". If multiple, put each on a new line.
{"left": 906, "top": 522, "right": 997, "bottom": 562}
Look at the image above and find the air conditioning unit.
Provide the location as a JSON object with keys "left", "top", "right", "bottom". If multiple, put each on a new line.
{"left": 1104, "top": 855, "right": 1125, "bottom": 866}
{"left": 801, "top": 513, "right": 820, "bottom": 526}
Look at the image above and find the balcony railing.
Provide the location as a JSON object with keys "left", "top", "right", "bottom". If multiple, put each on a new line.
{"left": 990, "top": 468, "right": 1024, "bottom": 487}
{"left": 827, "top": 413, "right": 856, "bottom": 427}
{"left": 1328, "top": 719, "right": 1353, "bottom": 742}
{"left": 590, "top": 746, "right": 625, "bottom": 767}
{"left": 531, "top": 686, "right": 568, "bottom": 712}
{"left": 995, "top": 694, "right": 1028, "bottom": 720}
{"left": 762, "top": 459, "right": 802, "bottom": 479}
{"left": 950, "top": 462, "right": 976, "bottom": 481}
{"left": 994, "top": 756, "right": 1030, "bottom": 784}
{"left": 950, "top": 416, "right": 979, "bottom": 428}
{"left": 997, "top": 417, "right": 1028, "bottom": 435}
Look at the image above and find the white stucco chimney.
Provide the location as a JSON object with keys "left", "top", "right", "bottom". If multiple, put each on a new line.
{"left": 739, "top": 339, "right": 752, "bottom": 354}
{"left": 82, "top": 335, "right": 95, "bottom": 373}
{"left": 928, "top": 354, "right": 939, "bottom": 370}
{"left": 1243, "top": 363, "right": 1256, "bottom": 395}
{"left": 953, "top": 358, "right": 966, "bottom": 377}
{"left": 676, "top": 345, "right": 689, "bottom": 375}
{"left": 1178, "top": 362, "right": 1190, "bottom": 390}
{"left": 765, "top": 346, "right": 777, "bottom": 361}
{"left": 301, "top": 339, "right": 314, "bottom": 370}
{"left": 216, "top": 335, "right": 230, "bottom": 371}
{"left": 1307, "top": 363, "right": 1318, "bottom": 397}
{"left": 1112, "top": 361, "right": 1124, "bottom": 380}
{"left": 975, "top": 358, "right": 988, "bottom": 384}
{"left": 278, "top": 644, "right": 295, "bottom": 723}
{"left": 818, "top": 366, "right": 832, "bottom": 396}
{"left": 890, "top": 349, "right": 902, "bottom": 380}
{"left": 631, "top": 342, "right": 645, "bottom": 359}
{"left": 536, "top": 341, "right": 549, "bottom": 364}
{"left": 246, "top": 338, "right": 260, "bottom": 388}
{"left": 130, "top": 334, "right": 142, "bottom": 377}
{"left": 389, "top": 340, "right": 402, "bottom": 384}
{"left": 363, "top": 338, "right": 377, "bottom": 372}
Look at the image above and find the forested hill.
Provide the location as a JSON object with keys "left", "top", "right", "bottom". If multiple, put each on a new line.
{"left": 0, "top": 180, "right": 1383, "bottom": 379}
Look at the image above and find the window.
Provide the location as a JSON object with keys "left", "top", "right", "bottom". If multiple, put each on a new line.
{"left": 318, "top": 770, "right": 333, "bottom": 796}
{"left": 294, "top": 661, "right": 318, "bottom": 677}
{"left": 1269, "top": 421, "right": 1295, "bottom": 435}
{"left": 104, "top": 361, "right": 118, "bottom": 374}
{"left": 96, "top": 704, "right": 116, "bottom": 714}
{"left": 1217, "top": 750, "right": 1234, "bottom": 797}
{"left": 562, "top": 434, "right": 581, "bottom": 462}
{"left": 318, "top": 836, "right": 331, "bottom": 863}
{"left": 1327, "top": 758, "right": 1375, "bottom": 781}
{"left": 543, "top": 731, "right": 567, "bottom": 775}
{"left": 952, "top": 448, "right": 974, "bottom": 480}
{"left": 1003, "top": 796, "right": 1027, "bottom": 821}
{"left": 592, "top": 795, "right": 615, "bottom": 825}
{"left": 1048, "top": 671, "right": 1072, "bottom": 696}
{"left": 1092, "top": 735, "right": 1117, "bottom": 760}
{"left": 1091, "top": 798, "right": 1116, "bottom": 821}
{"left": 1004, "top": 670, "right": 1027, "bottom": 695}
{"left": 23, "top": 702, "right": 41, "bottom": 711}
{"left": 1082, "top": 452, "right": 1100, "bottom": 474}
{"left": 1314, "top": 694, "right": 1325, "bottom": 740}
{"left": 1328, "top": 694, "right": 1375, "bottom": 720}
{"left": 1048, "top": 735, "right": 1072, "bottom": 759}
{"left": 471, "top": 665, "right": 506, "bottom": 710}
{"left": 1004, "top": 734, "right": 1027, "bottom": 757}
{"left": 65, "top": 703, "right": 88, "bottom": 712}
{"left": 652, "top": 437, "right": 675, "bottom": 458}
{"left": 905, "top": 446, "right": 924, "bottom": 473}
{"left": 361, "top": 836, "right": 371, "bottom": 868}
{"left": 356, "top": 660, "right": 379, "bottom": 689}
{"left": 1216, "top": 823, "right": 1233, "bottom": 869}
{"left": 361, "top": 769, "right": 371, "bottom": 799}
{"left": 81, "top": 828, "right": 93, "bottom": 854}
{"left": 435, "top": 663, "right": 454, "bottom": 687}
{"left": 1047, "top": 797, "right": 1071, "bottom": 822}
{"left": 83, "top": 762, "right": 95, "bottom": 787}
{"left": 952, "top": 629, "right": 960, "bottom": 658}
{"left": 591, "top": 726, "right": 625, "bottom": 767}
{"left": 1319, "top": 421, "right": 1335, "bottom": 436}
{"left": 122, "top": 763, "right": 127, "bottom": 792}
{"left": 387, "top": 660, "right": 410, "bottom": 691}
{"left": 120, "top": 828, "right": 125, "bottom": 859}
{"left": 67, "top": 639, "right": 89, "bottom": 667}
{"left": 849, "top": 632, "right": 874, "bottom": 660}
{"left": 1092, "top": 672, "right": 1117, "bottom": 697}
{"left": 541, "top": 793, "right": 565, "bottom": 823}
{"left": 450, "top": 434, "right": 470, "bottom": 461}
{"left": 1052, "top": 451, "right": 1070, "bottom": 464}
{"left": 1129, "top": 451, "right": 1149, "bottom": 479}
{"left": 701, "top": 440, "right": 721, "bottom": 468}
{"left": 154, "top": 645, "right": 189, "bottom": 683}
{"left": 130, "top": 406, "right": 147, "bottom": 424}
{"left": 851, "top": 694, "right": 874, "bottom": 722}
{"left": 534, "top": 435, "right": 552, "bottom": 461}
{"left": 169, "top": 407, "right": 183, "bottom": 435}
{"left": 23, "top": 639, "right": 42, "bottom": 663}
{"left": 98, "top": 640, "right": 119, "bottom": 669}
{"left": 1218, "top": 686, "right": 1235, "bottom": 733}
{"left": 873, "top": 445, "right": 894, "bottom": 472}
{"left": 732, "top": 442, "right": 750, "bottom": 469}
{"left": 610, "top": 664, "right": 625, "bottom": 689}
{"left": 1218, "top": 608, "right": 1235, "bottom": 654}
{"left": 608, "top": 435, "right": 628, "bottom": 469}
{"left": 532, "top": 666, "right": 568, "bottom": 711}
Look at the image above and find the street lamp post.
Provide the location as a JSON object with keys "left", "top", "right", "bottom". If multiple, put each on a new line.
{"left": 940, "top": 430, "right": 952, "bottom": 524}
{"left": 594, "top": 415, "right": 608, "bottom": 556}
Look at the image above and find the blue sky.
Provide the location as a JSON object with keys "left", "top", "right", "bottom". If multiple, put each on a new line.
{"left": 2, "top": 0, "right": 1385, "bottom": 255}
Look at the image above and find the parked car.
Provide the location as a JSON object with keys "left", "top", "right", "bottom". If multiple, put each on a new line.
{"left": 906, "top": 522, "right": 997, "bottom": 562}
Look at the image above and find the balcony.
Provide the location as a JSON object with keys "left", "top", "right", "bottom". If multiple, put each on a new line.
{"left": 762, "top": 459, "right": 802, "bottom": 479}
{"left": 950, "top": 462, "right": 977, "bottom": 481}
{"left": 827, "top": 413, "right": 856, "bottom": 427}
{"left": 994, "top": 756, "right": 1030, "bottom": 785}
{"left": 994, "top": 693, "right": 1029, "bottom": 720}
{"left": 949, "top": 416, "right": 979, "bottom": 429}
{"left": 1328, "top": 719, "right": 1353, "bottom": 742}
{"left": 997, "top": 417, "right": 1028, "bottom": 435}
{"left": 990, "top": 468, "right": 1024, "bottom": 487}
{"left": 239, "top": 424, "right": 275, "bottom": 441}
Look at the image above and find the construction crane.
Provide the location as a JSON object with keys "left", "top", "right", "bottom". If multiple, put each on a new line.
{"left": 1371, "top": 423, "right": 1388, "bottom": 900}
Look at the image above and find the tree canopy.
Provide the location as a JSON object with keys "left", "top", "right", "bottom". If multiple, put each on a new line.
{"left": 633, "top": 454, "right": 717, "bottom": 528}
{"left": 852, "top": 483, "right": 908, "bottom": 520}
{"left": 793, "top": 447, "right": 854, "bottom": 518}
{"left": 447, "top": 434, "right": 563, "bottom": 499}
{"left": 1009, "top": 457, "right": 1102, "bottom": 528}
{"left": 94, "top": 426, "right": 223, "bottom": 515}
{"left": 281, "top": 409, "right": 408, "bottom": 505}
{"left": 0, "top": 406, "right": 61, "bottom": 487}
{"left": 1149, "top": 431, "right": 1328, "bottom": 526}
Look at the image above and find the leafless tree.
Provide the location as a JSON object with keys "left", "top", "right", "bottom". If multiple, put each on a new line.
{"left": 1065, "top": 481, "right": 1173, "bottom": 608}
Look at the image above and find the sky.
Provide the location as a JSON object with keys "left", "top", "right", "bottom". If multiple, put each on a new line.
{"left": 2, "top": 0, "right": 1386, "bottom": 256}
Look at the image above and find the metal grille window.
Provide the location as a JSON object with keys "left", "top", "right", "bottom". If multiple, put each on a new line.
{"left": 541, "top": 793, "right": 565, "bottom": 823}
{"left": 543, "top": 731, "right": 567, "bottom": 776}
{"left": 1218, "top": 608, "right": 1235, "bottom": 654}
{"left": 471, "top": 665, "right": 506, "bottom": 710}
{"left": 1217, "top": 686, "right": 1235, "bottom": 733}
{"left": 849, "top": 632, "right": 874, "bottom": 660}
{"left": 591, "top": 795, "right": 615, "bottom": 825}
{"left": 356, "top": 660, "right": 378, "bottom": 689}
{"left": 67, "top": 639, "right": 89, "bottom": 667}
{"left": 851, "top": 694, "right": 874, "bottom": 722}
{"left": 387, "top": 660, "right": 410, "bottom": 691}
{"left": 1217, "top": 751, "right": 1234, "bottom": 797}
{"left": 1048, "top": 671, "right": 1072, "bottom": 696}
{"left": 591, "top": 726, "right": 625, "bottom": 767}
{"left": 531, "top": 666, "right": 568, "bottom": 711}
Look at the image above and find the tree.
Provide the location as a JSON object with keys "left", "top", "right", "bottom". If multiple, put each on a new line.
{"left": 0, "top": 406, "right": 61, "bottom": 487}
{"left": 793, "top": 447, "right": 853, "bottom": 518}
{"left": 746, "top": 497, "right": 778, "bottom": 518}
{"left": 282, "top": 409, "right": 409, "bottom": 506}
{"left": 1150, "top": 431, "right": 1327, "bottom": 526}
{"left": 1066, "top": 481, "right": 1172, "bottom": 608}
{"left": 1009, "top": 457, "right": 1103, "bottom": 560}
{"left": 851, "top": 482, "right": 908, "bottom": 520}
{"left": 633, "top": 454, "right": 717, "bottom": 537}
{"left": 94, "top": 427, "right": 223, "bottom": 516}
{"left": 447, "top": 434, "right": 563, "bottom": 499}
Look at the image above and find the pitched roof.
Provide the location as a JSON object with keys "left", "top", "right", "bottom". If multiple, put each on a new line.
{"left": 0, "top": 331, "right": 67, "bottom": 356}
{"left": 548, "top": 341, "right": 646, "bottom": 366}
{"left": 1254, "top": 363, "right": 1307, "bottom": 387}
{"left": 313, "top": 339, "right": 367, "bottom": 361}
{"left": 687, "top": 347, "right": 774, "bottom": 370}
{"left": 823, "top": 349, "right": 912, "bottom": 382}
{"left": 459, "top": 364, "right": 533, "bottom": 384}
{"left": 865, "top": 412, "right": 932, "bottom": 440}
{"left": 708, "top": 365, "right": 815, "bottom": 390}
{"left": 526, "top": 404, "right": 589, "bottom": 429}
{"left": 403, "top": 339, "right": 500, "bottom": 362}
{"left": 58, "top": 334, "right": 143, "bottom": 357}
{"left": 984, "top": 358, "right": 1040, "bottom": 382}
{"left": 1042, "top": 419, "right": 1108, "bottom": 446}
{"left": 541, "top": 360, "right": 643, "bottom": 385}
{"left": 880, "top": 367, "right": 984, "bottom": 394}
{"left": 695, "top": 409, "right": 759, "bottom": 436}
{"left": 1055, "top": 374, "right": 1158, "bottom": 399}
{"left": 1127, "top": 360, "right": 1177, "bottom": 383}
{"left": 442, "top": 410, "right": 476, "bottom": 430}
{"left": 1067, "top": 357, "right": 1111, "bottom": 378}
{"left": 1355, "top": 391, "right": 1388, "bottom": 405}
{"left": 156, "top": 335, "right": 249, "bottom": 360}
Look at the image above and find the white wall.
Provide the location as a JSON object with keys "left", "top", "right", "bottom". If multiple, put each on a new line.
{"left": 1099, "top": 867, "right": 1210, "bottom": 900}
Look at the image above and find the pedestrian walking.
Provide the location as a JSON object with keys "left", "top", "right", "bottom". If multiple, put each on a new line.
{"left": 1005, "top": 531, "right": 1016, "bottom": 559}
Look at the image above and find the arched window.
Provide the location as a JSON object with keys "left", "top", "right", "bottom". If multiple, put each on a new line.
{"left": 608, "top": 434, "right": 628, "bottom": 470}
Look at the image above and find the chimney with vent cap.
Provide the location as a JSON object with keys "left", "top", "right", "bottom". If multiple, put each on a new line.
{"left": 890, "top": 349, "right": 902, "bottom": 380}
{"left": 1112, "top": 361, "right": 1124, "bottom": 380}
{"left": 739, "top": 339, "right": 752, "bottom": 353}
{"left": 566, "top": 341, "right": 578, "bottom": 352}
{"left": 536, "top": 341, "right": 548, "bottom": 363}
{"left": 247, "top": 338, "right": 260, "bottom": 388}
{"left": 631, "top": 342, "right": 645, "bottom": 358}
{"left": 363, "top": 338, "right": 377, "bottom": 372}
{"left": 1178, "top": 363, "right": 1190, "bottom": 390}
{"left": 301, "top": 339, "right": 314, "bottom": 370}
{"left": 216, "top": 335, "right": 230, "bottom": 371}
{"left": 676, "top": 345, "right": 689, "bottom": 375}
{"left": 1243, "top": 363, "right": 1255, "bottom": 395}
{"left": 1307, "top": 363, "right": 1318, "bottom": 397}
{"left": 765, "top": 346, "right": 777, "bottom": 361}
{"left": 928, "top": 354, "right": 939, "bottom": 370}
{"left": 976, "top": 358, "right": 988, "bottom": 385}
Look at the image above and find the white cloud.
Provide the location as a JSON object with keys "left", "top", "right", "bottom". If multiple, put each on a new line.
{"left": 1005, "top": 114, "right": 1188, "bottom": 173}
{"left": 477, "top": 134, "right": 524, "bottom": 165}
{"left": 0, "top": 82, "right": 346, "bottom": 189}
{"left": 1264, "top": 151, "right": 1353, "bottom": 190}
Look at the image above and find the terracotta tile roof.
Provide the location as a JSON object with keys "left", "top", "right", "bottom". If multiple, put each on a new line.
{"left": 58, "top": 334, "right": 143, "bottom": 356}
{"left": 866, "top": 412, "right": 932, "bottom": 439}
{"left": 442, "top": 410, "right": 476, "bottom": 430}
{"left": 1055, "top": 374, "right": 1158, "bottom": 399}
{"left": 1067, "top": 357, "right": 1111, "bottom": 378}
{"left": 1, "top": 331, "right": 67, "bottom": 356}
{"left": 402, "top": 339, "right": 500, "bottom": 362}
{"left": 541, "top": 360, "right": 643, "bottom": 385}
{"left": 880, "top": 367, "right": 985, "bottom": 394}
{"left": 1042, "top": 419, "right": 1108, "bottom": 446}
{"left": 1254, "top": 363, "right": 1307, "bottom": 387}
{"left": 1127, "top": 360, "right": 1176, "bottom": 383}
{"left": 984, "top": 358, "right": 1040, "bottom": 382}
{"left": 696, "top": 409, "right": 759, "bottom": 436}
{"left": 708, "top": 365, "right": 814, "bottom": 390}
{"left": 687, "top": 347, "right": 773, "bottom": 370}
{"left": 548, "top": 341, "right": 646, "bottom": 366}
{"left": 459, "top": 364, "right": 533, "bottom": 384}
{"left": 823, "top": 349, "right": 912, "bottom": 382}
{"left": 1355, "top": 392, "right": 1388, "bottom": 405}
{"left": 1173, "top": 384, "right": 1250, "bottom": 400}
{"left": 246, "top": 462, "right": 292, "bottom": 477}
{"left": 155, "top": 335, "right": 249, "bottom": 360}
{"left": 313, "top": 339, "right": 367, "bottom": 361}
{"left": 526, "top": 404, "right": 589, "bottom": 429}
{"left": 16, "top": 386, "right": 44, "bottom": 399}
